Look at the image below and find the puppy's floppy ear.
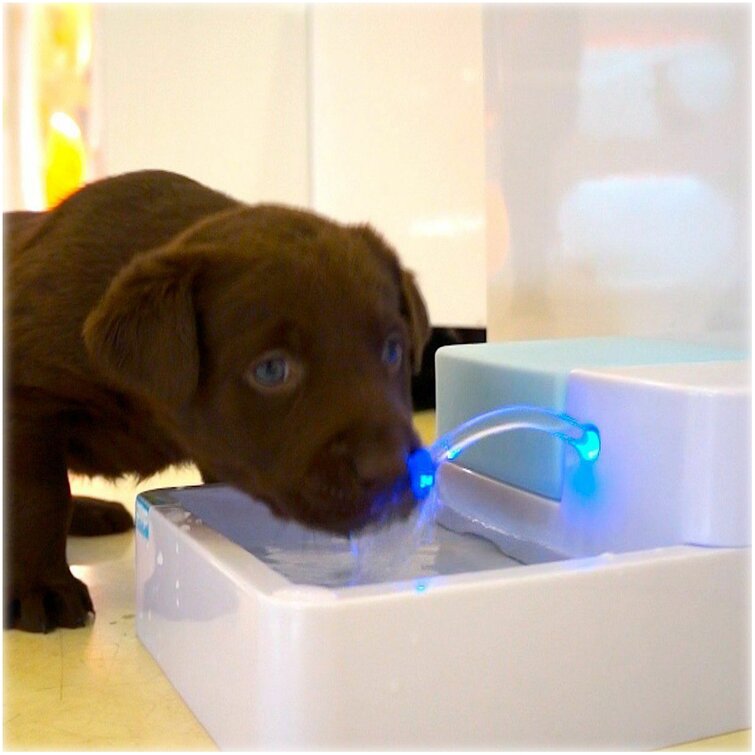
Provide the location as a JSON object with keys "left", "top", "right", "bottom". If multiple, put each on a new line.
{"left": 399, "top": 269, "right": 431, "bottom": 375}
{"left": 83, "top": 242, "right": 205, "bottom": 407}
{"left": 352, "top": 223, "right": 431, "bottom": 375}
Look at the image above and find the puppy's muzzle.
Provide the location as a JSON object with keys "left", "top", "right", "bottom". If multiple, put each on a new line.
{"left": 301, "top": 420, "right": 421, "bottom": 533}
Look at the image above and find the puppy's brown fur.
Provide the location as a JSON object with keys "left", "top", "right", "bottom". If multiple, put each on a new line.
{"left": 5, "top": 170, "right": 429, "bottom": 632}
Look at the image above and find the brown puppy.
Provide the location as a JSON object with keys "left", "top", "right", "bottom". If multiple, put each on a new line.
{"left": 6, "top": 170, "right": 430, "bottom": 632}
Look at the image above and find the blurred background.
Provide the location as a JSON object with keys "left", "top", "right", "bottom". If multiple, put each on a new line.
{"left": 4, "top": 3, "right": 751, "bottom": 353}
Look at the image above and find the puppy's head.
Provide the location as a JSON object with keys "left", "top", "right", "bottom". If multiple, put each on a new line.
{"left": 83, "top": 205, "right": 430, "bottom": 534}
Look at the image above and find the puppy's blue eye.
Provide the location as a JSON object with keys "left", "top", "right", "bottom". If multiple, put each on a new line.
{"left": 382, "top": 336, "right": 403, "bottom": 368}
{"left": 252, "top": 357, "right": 289, "bottom": 387}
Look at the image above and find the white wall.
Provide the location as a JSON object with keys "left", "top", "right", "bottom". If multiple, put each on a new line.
{"left": 94, "top": 5, "right": 488, "bottom": 329}
{"left": 95, "top": 4, "right": 309, "bottom": 206}
{"left": 310, "top": 5, "right": 487, "bottom": 328}
{"left": 484, "top": 5, "right": 751, "bottom": 348}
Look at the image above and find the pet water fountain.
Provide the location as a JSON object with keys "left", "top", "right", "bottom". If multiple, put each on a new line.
{"left": 135, "top": 337, "right": 750, "bottom": 750}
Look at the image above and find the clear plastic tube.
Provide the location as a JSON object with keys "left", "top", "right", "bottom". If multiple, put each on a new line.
{"left": 408, "top": 405, "right": 600, "bottom": 501}
{"left": 349, "top": 405, "right": 600, "bottom": 584}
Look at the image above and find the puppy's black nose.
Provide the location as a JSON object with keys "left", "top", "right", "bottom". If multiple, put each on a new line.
{"left": 326, "top": 422, "right": 417, "bottom": 490}
{"left": 353, "top": 448, "right": 408, "bottom": 489}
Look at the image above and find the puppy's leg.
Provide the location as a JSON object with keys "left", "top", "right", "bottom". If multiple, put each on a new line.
{"left": 69, "top": 496, "right": 134, "bottom": 536}
{"left": 6, "top": 424, "right": 94, "bottom": 633}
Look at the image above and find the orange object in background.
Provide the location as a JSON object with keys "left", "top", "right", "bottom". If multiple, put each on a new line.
{"left": 44, "top": 110, "right": 86, "bottom": 206}
{"left": 36, "top": 4, "right": 92, "bottom": 207}
{"left": 5, "top": 3, "right": 92, "bottom": 209}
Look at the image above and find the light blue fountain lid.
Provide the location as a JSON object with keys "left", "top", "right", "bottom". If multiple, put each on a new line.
{"left": 435, "top": 337, "right": 747, "bottom": 500}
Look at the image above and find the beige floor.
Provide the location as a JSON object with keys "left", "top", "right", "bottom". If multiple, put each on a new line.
{"left": 4, "top": 411, "right": 750, "bottom": 751}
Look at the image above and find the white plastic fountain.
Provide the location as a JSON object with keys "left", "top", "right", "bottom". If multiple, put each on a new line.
{"left": 135, "top": 337, "right": 750, "bottom": 750}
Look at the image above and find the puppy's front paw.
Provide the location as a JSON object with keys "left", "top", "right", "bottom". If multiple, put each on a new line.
{"left": 6, "top": 573, "right": 94, "bottom": 633}
{"left": 70, "top": 496, "right": 134, "bottom": 536}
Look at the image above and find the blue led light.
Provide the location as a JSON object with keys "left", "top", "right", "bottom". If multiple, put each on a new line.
{"left": 571, "top": 424, "right": 601, "bottom": 462}
{"left": 415, "top": 581, "right": 427, "bottom": 593}
{"left": 407, "top": 448, "right": 436, "bottom": 500}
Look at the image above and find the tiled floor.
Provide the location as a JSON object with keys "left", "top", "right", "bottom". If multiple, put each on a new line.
{"left": 3, "top": 411, "right": 750, "bottom": 751}
{"left": 4, "top": 462, "right": 214, "bottom": 751}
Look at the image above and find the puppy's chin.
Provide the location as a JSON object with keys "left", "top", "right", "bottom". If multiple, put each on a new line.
{"left": 226, "top": 469, "right": 417, "bottom": 536}
{"left": 279, "top": 444, "right": 418, "bottom": 534}
{"left": 363, "top": 482, "right": 417, "bottom": 530}
{"left": 286, "top": 478, "right": 417, "bottom": 537}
